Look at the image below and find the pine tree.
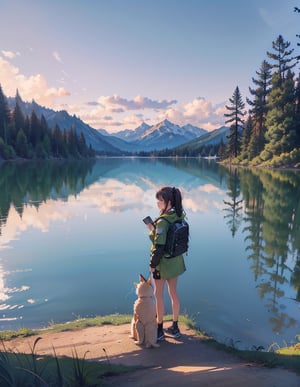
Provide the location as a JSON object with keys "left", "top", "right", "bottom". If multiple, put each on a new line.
{"left": 262, "top": 70, "right": 297, "bottom": 158}
{"left": 267, "top": 35, "right": 296, "bottom": 85}
{"left": 78, "top": 132, "right": 87, "bottom": 157}
{"left": 294, "top": 72, "right": 300, "bottom": 148}
{"left": 294, "top": 7, "right": 300, "bottom": 59}
{"left": 16, "top": 128, "right": 29, "bottom": 158}
{"left": 224, "top": 86, "right": 246, "bottom": 158}
{"left": 67, "top": 125, "right": 79, "bottom": 157}
{"left": 12, "top": 99, "right": 25, "bottom": 133}
{"left": 240, "top": 115, "right": 253, "bottom": 160}
{"left": 258, "top": 35, "right": 298, "bottom": 162}
{"left": 0, "top": 84, "right": 11, "bottom": 144}
{"left": 40, "top": 114, "right": 51, "bottom": 157}
{"left": 247, "top": 60, "right": 272, "bottom": 157}
{"left": 52, "top": 124, "right": 64, "bottom": 157}
{"left": 29, "top": 109, "right": 41, "bottom": 149}
{"left": 11, "top": 92, "right": 26, "bottom": 148}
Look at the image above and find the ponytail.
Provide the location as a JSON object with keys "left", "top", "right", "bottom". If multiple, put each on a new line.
{"left": 172, "top": 187, "right": 183, "bottom": 217}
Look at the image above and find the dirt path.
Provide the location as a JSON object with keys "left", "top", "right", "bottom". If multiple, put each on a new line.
{"left": 5, "top": 323, "right": 300, "bottom": 386}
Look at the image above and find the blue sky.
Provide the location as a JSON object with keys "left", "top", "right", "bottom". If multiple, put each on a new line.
{"left": 0, "top": 0, "right": 299, "bottom": 132}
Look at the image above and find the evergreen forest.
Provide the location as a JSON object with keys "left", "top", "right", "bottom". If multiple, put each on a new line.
{"left": 156, "top": 25, "right": 300, "bottom": 167}
{"left": 223, "top": 33, "right": 300, "bottom": 167}
{"left": 0, "top": 89, "right": 95, "bottom": 160}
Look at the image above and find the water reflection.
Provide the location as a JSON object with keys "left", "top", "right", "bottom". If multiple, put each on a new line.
{"left": 240, "top": 168, "right": 300, "bottom": 335}
{"left": 0, "top": 160, "right": 96, "bottom": 231}
{"left": 223, "top": 168, "right": 244, "bottom": 237}
{"left": 0, "top": 158, "right": 299, "bottom": 349}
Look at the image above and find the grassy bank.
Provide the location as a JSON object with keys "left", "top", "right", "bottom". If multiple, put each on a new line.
{"left": 0, "top": 314, "right": 299, "bottom": 386}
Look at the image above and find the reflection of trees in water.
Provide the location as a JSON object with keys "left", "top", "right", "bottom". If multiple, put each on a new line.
{"left": 289, "top": 175, "right": 300, "bottom": 302}
{"left": 291, "top": 257, "right": 300, "bottom": 300}
{"left": 239, "top": 168, "right": 300, "bottom": 334}
{"left": 0, "top": 160, "right": 95, "bottom": 234}
{"left": 240, "top": 169, "right": 265, "bottom": 281}
{"left": 222, "top": 167, "right": 243, "bottom": 237}
{"left": 159, "top": 157, "right": 228, "bottom": 186}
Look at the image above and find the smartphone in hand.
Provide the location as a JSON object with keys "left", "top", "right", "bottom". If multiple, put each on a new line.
{"left": 142, "top": 216, "right": 153, "bottom": 225}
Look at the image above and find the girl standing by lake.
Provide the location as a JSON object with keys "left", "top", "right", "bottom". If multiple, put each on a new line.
{"left": 145, "top": 186, "right": 187, "bottom": 340}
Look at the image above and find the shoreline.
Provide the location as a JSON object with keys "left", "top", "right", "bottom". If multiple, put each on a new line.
{"left": 1, "top": 315, "right": 299, "bottom": 371}
{"left": 3, "top": 320, "right": 300, "bottom": 386}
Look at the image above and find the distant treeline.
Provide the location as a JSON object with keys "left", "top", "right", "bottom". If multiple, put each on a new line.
{"left": 137, "top": 142, "right": 225, "bottom": 158}
{"left": 0, "top": 88, "right": 95, "bottom": 160}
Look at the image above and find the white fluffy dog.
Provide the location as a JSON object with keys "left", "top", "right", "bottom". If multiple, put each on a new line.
{"left": 130, "top": 274, "right": 159, "bottom": 348}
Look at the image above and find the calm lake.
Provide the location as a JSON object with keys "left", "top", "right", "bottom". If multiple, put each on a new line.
{"left": 0, "top": 158, "right": 299, "bottom": 350}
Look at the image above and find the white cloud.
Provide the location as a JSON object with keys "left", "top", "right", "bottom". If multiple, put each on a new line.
{"left": 154, "top": 97, "right": 227, "bottom": 131}
{"left": 73, "top": 93, "right": 227, "bottom": 132}
{"left": 0, "top": 57, "right": 70, "bottom": 105}
{"left": 0, "top": 54, "right": 226, "bottom": 133}
{"left": 56, "top": 92, "right": 227, "bottom": 132}
{"left": 184, "top": 97, "right": 213, "bottom": 118}
{"left": 1, "top": 50, "right": 18, "bottom": 59}
{"left": 53, "top": 51, "right": 62, "bottom": 63}
{"left": 100, "top": 94, "right": 177, "bottom": 110}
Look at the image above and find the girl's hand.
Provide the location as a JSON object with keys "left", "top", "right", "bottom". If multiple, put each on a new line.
{"left": 147, "top": 223, "right": 154, "bottom": 231}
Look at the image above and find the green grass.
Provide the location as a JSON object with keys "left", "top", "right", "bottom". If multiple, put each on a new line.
{"left": 0, "top": 314, "right": 138, "bottom": 386}
{"left": 0, "top": 314, "right": 133, "bottom": 340}
{"left": 193, "top": 330, "right": 300, "bottom": 374}
{"left": 0, "top": 313, "right": 299, "bottom": 386}
{"left": 0, "top": 343, "right": 138, "bottom": 386}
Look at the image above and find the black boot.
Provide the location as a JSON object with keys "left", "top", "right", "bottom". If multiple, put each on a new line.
{"left": 166, "top": 321, "right": 181, "bottom": 338}
{"left": 157, "top": 322, "right": 165, "bottom": 341}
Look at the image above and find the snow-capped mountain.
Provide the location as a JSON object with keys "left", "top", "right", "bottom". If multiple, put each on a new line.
{"left": 112, "top": 122, "right": 152, "bottom": 142}
{"left": 109, "top": 119, "right": 207, "bottom": 151}
{"left": 132, "top": 119, "right": 206, "bottom": 151}
{"left": 7, "top": 95, "right": 220, "bottom": 154}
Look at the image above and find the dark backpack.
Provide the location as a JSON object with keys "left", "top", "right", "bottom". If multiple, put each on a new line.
{"left": 159, "top": 217, "right": 189, "bottom": 258}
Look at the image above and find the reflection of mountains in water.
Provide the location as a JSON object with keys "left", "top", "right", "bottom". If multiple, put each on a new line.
{"left": 0, "top": 158, "right": 227, "bottom": 226}
{"left": 90, "top": 157, "right": 227, "bottom": 191}
{"left": 0, "top": 158, "right": 226, "bottom": 233}
{"left": 0, "top": 158, "right": 225, "bottom": 200}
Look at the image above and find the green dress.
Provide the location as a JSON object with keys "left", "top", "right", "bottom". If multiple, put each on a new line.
{"left": 149, "top": 209, "right": 186, "bottom": 279}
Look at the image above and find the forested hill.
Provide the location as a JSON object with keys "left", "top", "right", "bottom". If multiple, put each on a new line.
{"left": 0, "top": 89, "right": 95, "bottom": 160}
{"left": 219, "top": 35, "right": 300, "bottom": 168}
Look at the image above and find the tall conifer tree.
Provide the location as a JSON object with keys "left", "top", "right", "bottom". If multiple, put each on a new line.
{"left": 247, "top": 60, "right": 272, "bottom": 157}
{"left": 263, "top": 70, "right": 297, "bottom": 158}
{"left": 267, "top": 35, "right": 296, "bottom": 85}
{"left": 240, "top": 115, "right": 253, "bottom": 160}
{"left": 224, "top": 86, "right": 246, "bottom": 158}
{"left": 0, "top": 84, "right": 11, "bottom": 144}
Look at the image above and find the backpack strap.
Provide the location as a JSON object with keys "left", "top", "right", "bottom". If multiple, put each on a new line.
{"left": 155, "top": 216, "right": 171, "bottom": 225}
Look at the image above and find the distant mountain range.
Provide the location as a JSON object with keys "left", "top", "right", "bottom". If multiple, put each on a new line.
{"left": 99, "top": 119, "right": 208, "bottom": 152}
{"left": 7, "top": 96, "right": 228, "bottom": 154}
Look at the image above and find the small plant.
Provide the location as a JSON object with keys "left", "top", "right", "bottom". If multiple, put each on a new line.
{"left": 52, "top": 345, "right": 64, "bottom": 387}
{"left": 0, "top": 338, "right": 47, "bottom": 386}
{"left": 224, "top": 337, "right": 241, "bottom": 349}
{"left": 102, "top": 347, "right": 111, "bottom": 366}
{"left": 70, "top": 347, "right": 91, "bottom": 386}
{"left": 0, "top": 344, "right": 16, "bottom": 386}
{"left": 268, "top": 342, "right": 281, "bottom": 352}
{"left": 16, "top": 336, "right": 48, "bottom": 386}
{"left": 251, "top": 345, "right": 265, "bottom": 351}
